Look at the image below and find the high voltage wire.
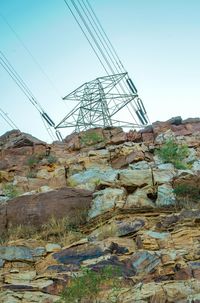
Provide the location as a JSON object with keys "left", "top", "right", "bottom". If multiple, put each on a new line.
{"left": 0, "top": 107, "right": 19, "bottom": 130}
{"left": 63, "top": 0, "right": 149, "bottom": 125}
{"left": 0, "top": 50, "right": 57, "bottom": 141}
{"left": 0, "top": 13, "right": 62, "bottom": 99}
{"left": 72, "top": 0, "right": 136, "bottom": 123}
{"left": 63, "top": 0, "right": 109, "bottom": 75}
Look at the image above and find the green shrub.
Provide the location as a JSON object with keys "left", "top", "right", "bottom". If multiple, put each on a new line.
{"left": 174, "top": 184, "right": 200, "bottom": 203}
{"left": 27, "top": 154, "right": 43, "bottom": 168}
{"left": 156, "top": 139, "right": 189, "bottom": 169}
{"left": 59, "top": 266, "right": 121, "bottom": 303}
{"left": 80, "top": 131, "right": 104, "bottom": 146}
{"left": 3, "top": 184, "right": 20, "bottom": 198}
{"left": 46, "top": 154, "right": 57, "bottom": 164}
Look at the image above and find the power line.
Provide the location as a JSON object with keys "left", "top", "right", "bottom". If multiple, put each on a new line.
{"left": 63, "top": 0, "right": 109, "bottom": 75}
{"left": 0, "top": 50, "right": 56, "bottom": 140}
{"left": 0, "top": 107, "right": 19, "bottom": 130}
{"left": 0, "top": 13, "right": 62, "bottom": 98}
{"left": 62, "top": 0, "right": 149, "bottom": 126}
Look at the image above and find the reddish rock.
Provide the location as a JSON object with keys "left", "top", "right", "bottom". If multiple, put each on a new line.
{"left": 103, "top": 127, "right": 126, "bottom": 145}
{"left": 171, "top": 124, "right": 192, "bottom": 136}
{"left": 142, "top": 132, "right": 154, "bottom": 143}
{"left": 0, "top": 130, "right": 45, "bottom": 149}
{"left": 64, "top": 133, "right": 80, "bottom": 151}
{"left": 127, "top": 130, "right": 142, "bottom": 142}
{"left": 111, "top": 150, "right": 144, "bottom": 169}
{"left": 2, "top": 187, "right": 92, "bottom": 232}
{"left": 174, "top": 267, "right": 192, "bottom": 280}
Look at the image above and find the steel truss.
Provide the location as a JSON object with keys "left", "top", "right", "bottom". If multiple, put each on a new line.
{"left": 56, "top": 73, "right": 149, "bottom": 132}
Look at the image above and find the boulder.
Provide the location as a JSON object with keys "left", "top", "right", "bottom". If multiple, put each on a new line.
{"left": 119, "top": 169, "right": 153, "bottom": 188}
{"left": 125, "top": 186, "right": 155, "bottom": 208}
{"left": 88, "top": 188, "right": 126, "bottom": 218}
{"left": 111, "top": 150, "right": 144, "bottom": 169}
{"left": 67, "top": 168, "right": 119, "bottom": 190}
{"left": 0, "top": 130, "right": 45, "bottom": 149}
{"left": 156, "top": 184, "right": 176, "bottom": 207}
{"left": 1, "top": 187, "right": 92, "bottom": 232}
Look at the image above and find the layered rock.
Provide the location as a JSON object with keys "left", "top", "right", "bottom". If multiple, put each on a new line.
{"left": 0, "top": 117, "right": 200, "bottom": 302}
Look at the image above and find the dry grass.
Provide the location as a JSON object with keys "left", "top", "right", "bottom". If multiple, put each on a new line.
{"left": 0, "top": 215, "right": 87, "bottom": 246}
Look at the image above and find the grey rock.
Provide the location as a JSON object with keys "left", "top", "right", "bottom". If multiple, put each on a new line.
{"left": 153, "top": 168, "right": 175, "bottom": 184}
{"left": 156, "top": 184, "right": 176, "bottom": 207}
{"left": 131, "top": 251, "right": 160, "bottom": 274}
{"left": 192, "top": 160, "right": 200, "bottom": 172}
{"left": 119, "top": 169, "right": 152, "bottom": 187}
{"left": 157, "top": 163, "right": 174, "bottom": 170}
{"left": 0, "top": 246, "right": 34, "bottom": 262}
{"left": 0, "top": 258, "right": 4, "bottom": 267}
{"left": 88, "top": 188, "right": 126, "bottom": 218}
{"left": 68, "top": 168, "right": 119, "bottom": 190}
{"left": 125, "top": 187, "right": 155, "bottom": 208}
{"left": 115, "top": 219, "right": 145, "bottom": 236}
{"left": 129, "top": 161, "right": 150, "bottom": 170}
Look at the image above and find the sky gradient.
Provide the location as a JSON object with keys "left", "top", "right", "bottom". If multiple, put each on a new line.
{"left": 0, "top": 0, "right": 200, "bottom": 142}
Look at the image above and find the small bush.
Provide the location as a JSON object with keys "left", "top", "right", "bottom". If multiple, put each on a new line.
{"left": 26, "top": 170, "right": 37, "bottom": 178}
{"left": 46, "top": 154, "right": 57, "bottom": 164}
{"left": 174, "top": 184, "right": 200, "bottom": 203}
{"left": 80, "top": 131, "right": 104, "bottom": 146}
{"left": 59, "top": 266, "right": 121, "bottom": 303}
{"left": 156, "top": 139, "right": 189, "bottom": 169}
{"left": 27, "top": 154, "right": 44, "bottom": 168}
{"left": 3, "top": 184, "right": 20, "bottom": 198}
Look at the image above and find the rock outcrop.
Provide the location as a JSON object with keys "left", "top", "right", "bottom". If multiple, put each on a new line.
{"left": 0, "top": 117, "right": 200, "bottom": 302}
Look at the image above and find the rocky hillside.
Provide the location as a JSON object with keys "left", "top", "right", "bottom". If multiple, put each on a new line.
{"left": 0, "top": 116, "right": 200, "bottom": 302}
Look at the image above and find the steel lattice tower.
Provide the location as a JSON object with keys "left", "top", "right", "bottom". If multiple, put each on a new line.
{"left": 56, "top": 73, "right": 148, "bottom": 132}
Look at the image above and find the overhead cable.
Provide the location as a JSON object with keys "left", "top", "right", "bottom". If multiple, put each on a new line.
{"left": 0, "top": 13, "right": 62, "bottom": 98}
{"left": 0, "top": 107, "right": 19, "bottom": 130}
{"left": 0, "top": 50, "right": 56, "bottom": 140}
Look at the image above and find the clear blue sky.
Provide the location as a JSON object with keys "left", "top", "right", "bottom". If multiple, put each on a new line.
{"left": 0, "top": 0, "right": 200, "bottom": 142}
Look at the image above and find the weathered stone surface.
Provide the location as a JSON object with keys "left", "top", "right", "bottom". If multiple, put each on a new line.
{"left": 125, "top": 186, "right": 155, "bottom": 208}
{"left": 156, "top": 184, "right": 176, "bottom": 207}
{"left": 1, "top": 118, "right": 200, "bottom": 303}
{"left": 103, "top": 127, "right": 126, "bottom": 145}
{"left": 111, "top": 150, "right": 144, "bottom": 169}
{"left": 130, "top": 251, "right": 161, "bottom": 274}
{"left": 0, "top": 258, "right": 5, "bottom": 267}
{"left": 45, "top": 243, "right": 61, "bottom": 253}
{"left": 0, "top": 246, "right": 34, "bottom": 262}
{"left": 0, "top": 203, "right": 7, "bottom": 231}
{"left": 4, "top": 270, "right": 36, "bottom": 284}
{"left": 88, "top": 188, "right": 126, "bottom": 218}
{"left": 4, "top": 187, "right": 92, "bottom": 231}
{"left": 0, "top": 130, "right": 45, "bottom": 149}
{"left": 129, "top": 160, "right": 150, "bottom": 170}
{"left": 52, "top": 242, "right": 105, "bottom": 265}
{"left": 153, "top": 169, "right": 175, "bottom": 184}
{"left": 0, "top": 290, "right": 59, "bottom": 303}
{"left": 67, "top": 168, "right": 119, "bottom": 190}
{"left": 119, "top": 169, "right": 152, "bottom": 188}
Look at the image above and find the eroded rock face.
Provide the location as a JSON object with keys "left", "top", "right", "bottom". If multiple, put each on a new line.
{"left": 1, "top": 117, "right": 200, "bottom": 302}
{"left": 0, "top": 187, "right": 92, "bottom": 233}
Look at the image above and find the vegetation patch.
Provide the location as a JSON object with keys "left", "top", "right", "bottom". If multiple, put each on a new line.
{"left": 59, "top": 266, "right": 121, "bottom": 303}
{"left": 2, "top": 183, "right": 20, "bottom": 198}
{"left": 174, "top": 183, "right": 200, "bottom": 204}
{"left": 27, "top": 153, "right": 57, "bottom": 168}
{"left": 80, "top": 131, "right": 104, "bottom": 146}
{"left": 1, "top": 211, "right": 88, "bottom": 246}
{"left": 156, "top": 139, "right": 189, "bottom": 169}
